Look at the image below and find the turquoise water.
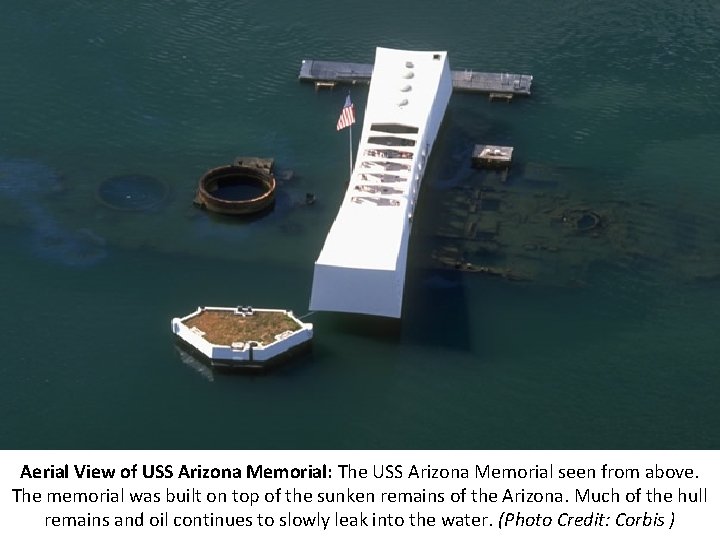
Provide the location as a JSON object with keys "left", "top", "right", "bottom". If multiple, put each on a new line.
{"left": 1, "top": 1, "right": 718, "bottom": 449}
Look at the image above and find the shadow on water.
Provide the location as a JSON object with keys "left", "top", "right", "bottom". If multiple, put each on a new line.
{"left": 314, "top": 312, "right": 402, "bottom": 343}
{"left": 390, "top": 116, "right": 473, "bottom": 351}
{"left": 172, "top": 342, "right": 317, "bottom": 381}
{"left": 401, "top": 266, "right": 472, "bottom": 351}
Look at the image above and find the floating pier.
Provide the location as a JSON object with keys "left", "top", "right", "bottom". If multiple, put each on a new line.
{"left": 299, "top": 59, "right": 533, "bottom": 95}
{"left": 452, "top": 71, "right": 532, "bottom": 95}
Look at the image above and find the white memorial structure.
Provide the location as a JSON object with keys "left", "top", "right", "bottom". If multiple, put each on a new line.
{"left": 310, "top": 47, "right": 453, "bottom": 318}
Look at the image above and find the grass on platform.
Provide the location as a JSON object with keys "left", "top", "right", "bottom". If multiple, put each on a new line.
{"left": 185, "top": 309, "right": 300, "bottom": 346}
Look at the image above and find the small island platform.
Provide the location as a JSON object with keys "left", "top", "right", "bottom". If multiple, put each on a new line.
{"left": 472, "top": 145, "right": 514, "bottom": 168}
{"left": 172, "top": 307, "right": 313, "bottom": 369}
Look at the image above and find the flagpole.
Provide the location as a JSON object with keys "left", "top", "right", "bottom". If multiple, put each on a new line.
{"left": 348, "top": 122, "right": 353, "bottom": 181}
{"left": 337, "top": 91, "right": 355, "bottom": 182}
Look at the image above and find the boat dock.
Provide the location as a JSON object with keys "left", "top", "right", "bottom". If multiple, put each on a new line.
{"left": 299, "top": 59, "right": 533, "bottom": 95}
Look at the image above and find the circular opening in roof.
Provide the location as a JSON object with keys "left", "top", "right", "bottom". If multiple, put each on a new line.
{"left": 402, "top": 70, "right": 414, "bottom": 79}
{"left": 400, "top": 84, "right": 412, "bottom": 92}
{"left": 97, "top": 174, "right": 168, "bottom": 211}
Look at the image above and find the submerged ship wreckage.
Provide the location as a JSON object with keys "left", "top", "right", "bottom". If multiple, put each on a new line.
{"left": 194, "top": 157, "right": 277, "bottom": 216}
{"left": 421, "top": 156, "right": 720, "bottom": 286}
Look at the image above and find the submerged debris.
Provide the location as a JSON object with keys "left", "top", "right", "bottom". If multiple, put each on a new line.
{"left": 422, "top": 157, "right": 720, "bottom": 285}
{"left": 97, "top": 174, "right": 168, "bottom": 212}
{"left": 194, "top": 157, "right": 276, "bottom": 216}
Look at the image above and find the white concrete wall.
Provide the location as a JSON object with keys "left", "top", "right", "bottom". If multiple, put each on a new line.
{"left": 172, "top": 308, "right": 313, "bottom": 365}
{"left": 172, "top": 319, "right": 215, "bottom": 358}
{"left": 310, "top": 265, "right": 403, "bottom": 318}
{"left": 426, "top": 58, "right": 453, "bottom": 151}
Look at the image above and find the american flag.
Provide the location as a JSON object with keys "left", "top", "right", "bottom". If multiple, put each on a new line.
{"left": 336, "top": 93, "right": 355, "bottom": 131}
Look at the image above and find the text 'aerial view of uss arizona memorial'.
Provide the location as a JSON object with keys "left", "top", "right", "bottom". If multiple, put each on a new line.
{"left": 172, "top": 47, "right": 533, "bottom": 368}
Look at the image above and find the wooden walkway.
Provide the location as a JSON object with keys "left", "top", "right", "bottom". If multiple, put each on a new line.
{"left": 298, "top": 59, "right": 533, "bottom": 95}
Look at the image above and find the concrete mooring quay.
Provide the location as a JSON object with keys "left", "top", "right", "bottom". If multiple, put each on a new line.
{"left": 298, "top": 59, "right": 533, "bottom": 95}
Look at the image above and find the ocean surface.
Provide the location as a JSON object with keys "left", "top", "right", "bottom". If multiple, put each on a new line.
{"left": 1, "top": 0, "right": 718, "bottom": 449}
